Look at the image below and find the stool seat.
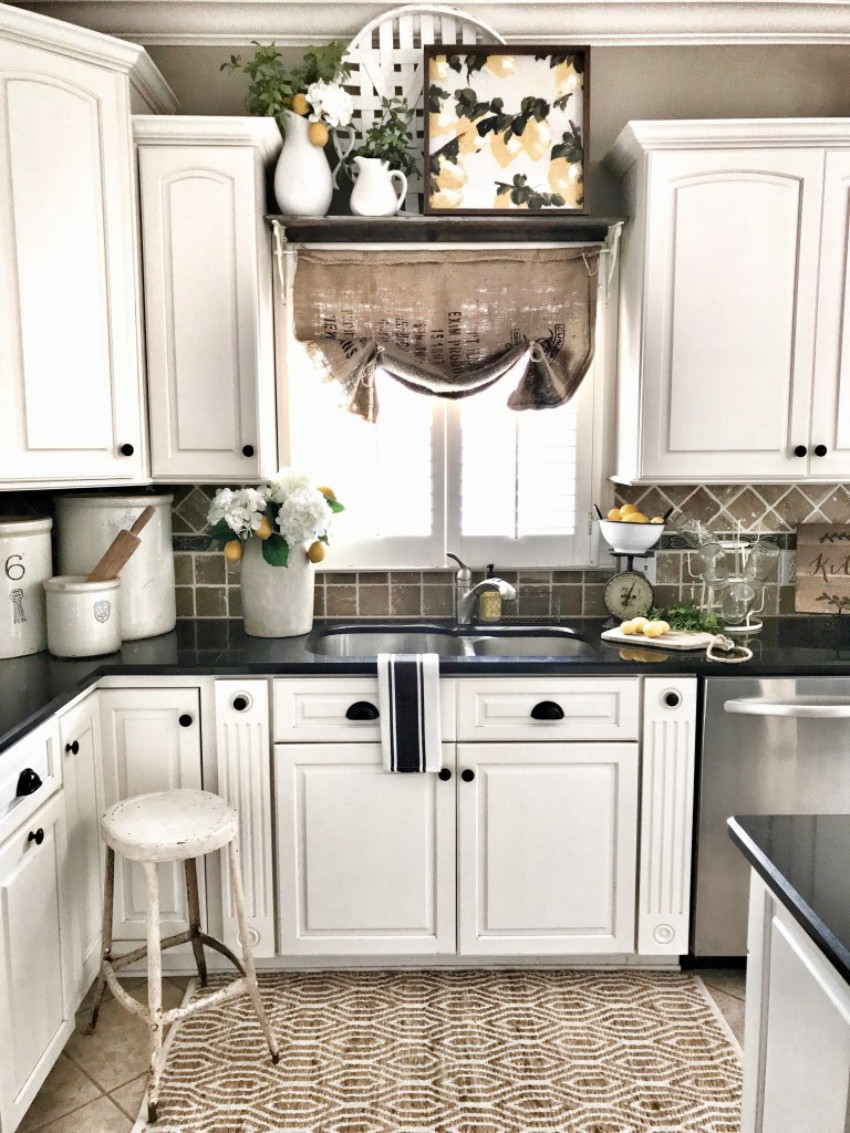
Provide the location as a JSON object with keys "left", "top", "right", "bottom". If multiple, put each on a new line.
{"left": 101, "top": 789, "right": 238, "bottom": 863}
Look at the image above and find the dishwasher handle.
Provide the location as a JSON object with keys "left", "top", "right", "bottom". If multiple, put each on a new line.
{"left": 724, "top": 697, "right": 850, "bottom": 719}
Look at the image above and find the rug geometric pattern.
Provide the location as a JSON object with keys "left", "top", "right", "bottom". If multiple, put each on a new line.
{"left": 151, "top": 969, "right": 742, "bottom": 1133}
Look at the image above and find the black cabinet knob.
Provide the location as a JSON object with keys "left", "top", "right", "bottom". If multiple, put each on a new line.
{"left": 65, "top": 740, "right": 80, "bottom": 755}
{"left": 232, "top": 695, "right": 249, "bottom": 712}
{"left": 530, "top": 700, "right": 565, "bottom": 721}
{"left": 664, "top": 691, "right": 681, "bottom": 708}
{"left": 16, "top": 768, "right": 42, "bottom": 797}
{"left": 242, "top": 444, "right": 255, "bottom": 458}
{"left": 178, "top": 714, "right": 193, "bottom": 728}
{"left": 28, "top": 828, "right": 45, "bottom": 846}
{"left": 345, "top": 701, "right": 379, "bottom": 721}
{"left": 814, "top": 444, "right": 828, "bottom": 457}
{"left": 438, "top": 768, "right": 452, "bottom": 781}
{"left": 794, "top": 444, "right": 807, "bottom": 458}
{"left": 119, "top": 443, "right": 135, "bottom": 457}
{"left": 461, "top": 769, "right": 475, "bottom": 783}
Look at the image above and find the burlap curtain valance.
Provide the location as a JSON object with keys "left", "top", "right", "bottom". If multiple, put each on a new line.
{"left": 292, "top": 248, "right": 599, "bottom": 422}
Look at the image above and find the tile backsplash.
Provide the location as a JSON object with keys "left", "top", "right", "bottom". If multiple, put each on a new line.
{"left": 4, "top": 480, "right": 849, "bottom": 620}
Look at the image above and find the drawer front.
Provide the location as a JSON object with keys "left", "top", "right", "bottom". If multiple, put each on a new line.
{"left": 0, "top": 720, "right": 60, "bottom": 844}
{"left": 457, "top": 679, "right": 639, "bottom": 741}
{"left": 273, "top": 679, "right": 456, "bottom": 742}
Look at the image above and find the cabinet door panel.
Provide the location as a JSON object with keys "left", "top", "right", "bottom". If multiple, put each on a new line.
{"left": 458, "top": 743, "right": 638, "bottom": 955}
{"left": 642, "top": 149, "right": 822, "bottom": 480}
{"left": 0, "top": 792, "right": 73, "bottom": 1133}
{"left": 276, "top": 742, "right": 456, "bottom": 954}
{"left": 99, "top": 689, "right": 202, "bottom": 940}
{"left": 0, "top": 42, "right": 143, "bottom": 482}
{"left": 810, "top": 150, "right": 850, "bottom": 478}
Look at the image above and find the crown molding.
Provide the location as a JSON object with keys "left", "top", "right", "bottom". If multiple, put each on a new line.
{"left": 10, "top": 0, "right": 850, "bottom": 46}
{"left": 133, "top": 113, "right": 281, "bottom": 159}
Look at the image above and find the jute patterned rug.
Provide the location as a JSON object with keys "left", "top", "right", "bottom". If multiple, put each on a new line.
{"left": 148, "top": 969, "right": 742, "bottom": 1133}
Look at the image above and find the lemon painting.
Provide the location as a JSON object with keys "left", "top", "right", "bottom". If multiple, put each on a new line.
{"left": 424, "top": 45, "right": 587, "bottom": 214}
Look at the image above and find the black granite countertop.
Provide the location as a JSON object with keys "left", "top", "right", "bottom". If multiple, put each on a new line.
{"left": 1, "top": 614, "right": 849, "bottom": 755}
{"left": 728, "top": 814, "right": 850, "bottom": 984}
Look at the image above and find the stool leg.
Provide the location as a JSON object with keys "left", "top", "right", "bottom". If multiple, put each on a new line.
{"left": 184, "top": 857, "right": 208, "bottom": 987}
{"left": 144, "top": 861, "right": 164, "bottom": 1124}
{"left": 87, "top": 846, "right": 115, "bottom": 1034}
{"left": 228, "top": 837, "right": 279, "bottom": 1064}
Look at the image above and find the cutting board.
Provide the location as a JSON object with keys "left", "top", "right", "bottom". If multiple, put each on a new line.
{"left": 601, "top": 627, "right": 716, "bottom": 651}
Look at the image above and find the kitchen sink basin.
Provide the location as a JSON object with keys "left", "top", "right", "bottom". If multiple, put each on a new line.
{"left": 307, "top": 624, "right": 594, "bottom": 658}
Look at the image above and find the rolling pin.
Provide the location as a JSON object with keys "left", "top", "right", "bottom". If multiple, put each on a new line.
{"left": 86, "top": 506, "right": 155, "bottom": 582}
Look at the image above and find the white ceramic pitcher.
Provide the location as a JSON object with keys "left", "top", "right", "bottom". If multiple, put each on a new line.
{"left": 274, "top": 110, "right": 353, "bottom": 217}
{"left": 349, "top": 156, "right": 408, "bottom": 217}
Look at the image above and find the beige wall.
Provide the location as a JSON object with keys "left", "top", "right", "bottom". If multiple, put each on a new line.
{"left": 148, "top": 43, "right": 850, "bottom": 212}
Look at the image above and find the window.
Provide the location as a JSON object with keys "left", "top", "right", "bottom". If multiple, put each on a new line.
{"left": 280, "top": 252, "right": 611, "bottom": 570}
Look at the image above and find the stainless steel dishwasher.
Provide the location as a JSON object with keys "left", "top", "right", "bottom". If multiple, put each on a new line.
{"left": 694, "top": 676, "right": 850, "bottom": 958}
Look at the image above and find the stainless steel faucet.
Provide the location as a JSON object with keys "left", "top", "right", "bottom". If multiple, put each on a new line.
{"left": 446, "top": 553, "right": 517, "bottom": 628}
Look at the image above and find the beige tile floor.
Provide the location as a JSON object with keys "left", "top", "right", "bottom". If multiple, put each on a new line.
{"left": 20, "top": 967, "right": 747, "bottom": 1131}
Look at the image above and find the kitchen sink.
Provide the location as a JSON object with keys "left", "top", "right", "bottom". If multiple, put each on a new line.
{"left": 307, "top": 624, "right": 594, "bottom": 658}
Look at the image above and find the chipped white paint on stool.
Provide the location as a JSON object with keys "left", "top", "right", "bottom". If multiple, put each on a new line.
{"left": 88, "top": 788, "right": 279, "bottom": 1126}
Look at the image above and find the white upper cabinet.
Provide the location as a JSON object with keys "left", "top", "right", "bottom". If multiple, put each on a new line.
{"left": 135, "top": 118, "right": 281, "bottom": 482}
{"left": 0, "top": 6, "right": 176, "bottom": 488}
{"left": 609, "top": 120, "right": 850, "bottom": 483}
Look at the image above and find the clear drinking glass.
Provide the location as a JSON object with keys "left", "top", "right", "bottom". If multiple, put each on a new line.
{"left": 744, "top": 540, "right": 780, "bottom": 583}
{"left": 697, "top": 542, "right": 729, "bottom": 584}
{"left": 722, "top": 580, "right": 756, "bottom": 626}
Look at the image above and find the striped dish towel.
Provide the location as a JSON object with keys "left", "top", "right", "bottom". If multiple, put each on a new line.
{"left": 377, "top": 654, "right": 442, "bottom": 772}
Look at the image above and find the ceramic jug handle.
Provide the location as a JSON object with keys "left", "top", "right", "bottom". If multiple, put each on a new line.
{"left": 390, "top": 169, "right": 408, "bottom": 213}
{"left": 331, "top": 126, "right": 355, "bottom": 189}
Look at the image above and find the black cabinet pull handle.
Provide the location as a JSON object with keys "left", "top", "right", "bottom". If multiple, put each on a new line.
{"left": 530, "top": 701, "right": 565, "bottom": 721}
{"left": 119, "top": 443, "right": 135, "bottom": 457}
{"left": 438, "top": 768, "right": 452, "bottom": 781}
{"left": 814, "top": 444, "right": 828, "bottom": 457}
{"left": 232, "top": 695, "right": 249, "bottom": 712}
{"left": 179, "top": 714, "right": 193, "bottom": 728}
{"left": 345, "top": 701, "right": 379, "bottom": 721}
{"left": 65, "top": 740, "right": 80, "bottom": 755}
{"left": 461, "top": 769, "right": 475, "bottom": 783}
{"left": 242, "top": 444, "right": 255, "bottom": 458}
{"left": 28, "top": 828, "right": 44, "bottom": 846}
{"left": 664, "top": 691, "right": 681, "bottom": 708}
{"left": 794, "top": 444, "right": 807, "bottom": 458}
{"left": 16, "top": 768, "right": 43, "bottom": 797}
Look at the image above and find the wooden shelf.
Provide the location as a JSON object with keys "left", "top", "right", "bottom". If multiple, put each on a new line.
{"left": 266, "top": 214, "right": 623, "bottom": 244}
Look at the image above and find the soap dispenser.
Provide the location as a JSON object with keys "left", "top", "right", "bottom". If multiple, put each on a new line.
{"left": 478, "top": 564, "right": 502, "bottom": 624}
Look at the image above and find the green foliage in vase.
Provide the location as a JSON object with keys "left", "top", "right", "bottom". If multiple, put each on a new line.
{"left": 351, "top": 96, "right": 419, "bottom": 178}
{"left": 221, "top": 41, "right": 351, "bottom": 126}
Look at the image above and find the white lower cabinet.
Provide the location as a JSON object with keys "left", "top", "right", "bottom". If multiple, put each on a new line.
{"left": 276, "top": 742, "right": 457, "bottom": 955}
{"left": 58, "top": 693, "right": 104, "bottom": 1000}
{"left": 457, "top": 742, "right": 639, "bottom": 955}
{"left": 99, "top": 687, "right": 203, "bottom": 941}
{"left": 0, "top": 791, "right": 73, "bottom": 1133}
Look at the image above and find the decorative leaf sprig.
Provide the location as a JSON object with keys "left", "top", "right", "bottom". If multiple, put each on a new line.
{"left": 495, "top": 174, "right": 565, "bottom": 210}
{"left": 815, "top": 592, "right": 850, "bottom": 613}
{"left": 221, "top": 41, "right": 351, "bottom": 127}
{"left": 552, "top": 122, "right": 584, "bottom": 164}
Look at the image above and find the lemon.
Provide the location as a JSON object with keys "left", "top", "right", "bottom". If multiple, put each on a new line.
{"left": 307, "top": 540, "right": 326, "bottom": 563}
{"left": 631, "top": 616, "right": 649, "bottom": 632}
{"left": 308, "top": 121, "right": 329, "bottom": 147}
{"left": 456, "top": 117, "right": 481, "bottom": 154}
{"left": 644, "top": 621, "right": 669, "bottom": 638}
{"left": 435, "top": 155, "right": 468, "bottom": 191}
{"left": 650, "top": 516, "right": 665, "bottom": 524}
{"left": 430, "top": 54, "right": 450, "bottom": 83}
{"left": 547, "top": 157, "right": 583, "bottom": 208}
{"left": 255, "top": 515, "right": 273, "bottom": 540}
{"left": 290, "top": 92, "right": 309, "bottom": 116}
{"left": 224, "top": 540, "right": 243, "bottom": 563}
{"left": 317, "top": 485, "right": 336, "bottom": 500}
{"left": 520, "top": 118, "right": 551, "bottom": 162}
{"left": 432, "top": 188, "right": 463, "bottom": 210}
{"left": 491, "top": 129, "right": 523, "bottom": 168}
{"left": 606, "top": 508, "right": 622, "bottom": 521}
{"left": 554, "top": 60, "right": 581, "bottom": 96}
{"left": 620, "top": 620, "right": 638, "bottom": 635}
{"left": 485, "top": 54, "right": 516, "bottom": 77}
{"left": 618, "top": 503, "right": 638, "bottom": 517}
{"left": 622, "top": 513, "right": 650, "bottom": 524}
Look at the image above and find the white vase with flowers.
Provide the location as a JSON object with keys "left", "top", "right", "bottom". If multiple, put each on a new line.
{"left": 207, "top": 471, "right": 344, "bottom": 637}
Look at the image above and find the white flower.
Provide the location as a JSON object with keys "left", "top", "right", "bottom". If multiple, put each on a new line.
{"left": 207, "top": 486, "right": 266, "bottom": 538}
{"left": 275, "top": 486, "right": 333, "bottom": 547}
{"left": 266, "top": 468, "right": 310, "bottom": 504}
{"left": 306, "top": 80, "right": 353, "bottom": 129}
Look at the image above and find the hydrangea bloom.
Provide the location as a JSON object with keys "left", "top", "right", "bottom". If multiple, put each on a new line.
{"left": 266, "top": 469, "right": 310, "bottom": 504}
{"left": 207, "top": 486, "right": 267, "bottom": 537}
{"left": 306, "top": 80, "right": 353, "bottom": 128}
{"left": 275, "top": 487, "right": 333, "bottom": 547}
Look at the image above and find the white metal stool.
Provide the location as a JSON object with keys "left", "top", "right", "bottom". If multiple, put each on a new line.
{"left": 88, "top": 789, "right": 279, "bottom": 1123}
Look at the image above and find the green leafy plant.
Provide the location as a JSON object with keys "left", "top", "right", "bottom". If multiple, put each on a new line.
{"left": 650, "top": 602, "right": 719, "bottom": 633}
{"left": 221, "top": 41, "right": 351, "bottom": 127}
{"left": 495, "top": 174, "right": 565, "bottom": 210}
{"left": 350, "top": 96, "right": 419, "bottom": 178}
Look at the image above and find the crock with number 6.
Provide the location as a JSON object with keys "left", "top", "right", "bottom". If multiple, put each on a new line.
{"left": 0, "top": 517, "right": 53, "bottom": 659}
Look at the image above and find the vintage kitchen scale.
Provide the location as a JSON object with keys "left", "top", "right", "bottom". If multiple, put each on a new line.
{"left": 596, "top": 511, "right": 667, "bottom": 625}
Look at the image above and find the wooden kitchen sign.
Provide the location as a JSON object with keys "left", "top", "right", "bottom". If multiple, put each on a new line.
{"left": 795, "top": 524, "right": 850, "bottom": 613}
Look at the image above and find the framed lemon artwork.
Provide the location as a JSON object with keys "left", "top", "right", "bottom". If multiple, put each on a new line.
{"left": 423, "top": 45, "right": 589, "bottom": 216}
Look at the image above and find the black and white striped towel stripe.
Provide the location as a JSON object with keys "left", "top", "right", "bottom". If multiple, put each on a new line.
{"left": 377, "top": 653, "right": 442, "bottom": 772}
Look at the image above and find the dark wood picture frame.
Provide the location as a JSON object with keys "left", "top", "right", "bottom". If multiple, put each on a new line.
{"left": 423, "top": 44, "right": 590, "bottom": 217}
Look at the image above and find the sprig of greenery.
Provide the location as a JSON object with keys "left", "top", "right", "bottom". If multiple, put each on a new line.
{"left": 221, "top": 41, "right": 350, "bottom": 126}
{"left": 650, "top": 602, "right": 719, "bottom": 633}
{"left": 552, "top": 121, "right": 583, "bottom": 163}
{"left": 495, "top": 174, "right": 565, "bottom": 210}
{"left": 351, "top": 96, "right": 419, "bottom": 179}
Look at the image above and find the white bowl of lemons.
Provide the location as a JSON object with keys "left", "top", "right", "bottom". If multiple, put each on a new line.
{"left": 598, "top": 503, "right": 665, "bottom": 554}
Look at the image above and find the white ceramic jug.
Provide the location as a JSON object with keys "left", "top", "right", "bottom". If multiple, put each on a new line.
{"left": 349, "top": 156, "right": 408, "bottom": 217}
{"left": 274, "top": 110, "right": 352, "bottom": 217}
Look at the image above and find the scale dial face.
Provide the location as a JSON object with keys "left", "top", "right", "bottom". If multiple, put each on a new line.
{"left": 603, "top": 571, "right": 655, "bottom": 621}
